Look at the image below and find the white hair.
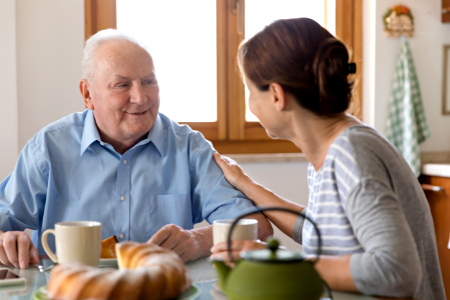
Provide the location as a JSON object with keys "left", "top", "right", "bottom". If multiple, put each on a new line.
{"left": 82, "top": 29, "right": 150, "bottom": 81}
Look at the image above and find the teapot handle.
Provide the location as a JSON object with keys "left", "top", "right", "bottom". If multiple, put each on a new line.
{"left": 227, "top": 206, "right": 322, "bottom": 263}
{"left": 227, "top": 206, "right": 333, "bottom": 300}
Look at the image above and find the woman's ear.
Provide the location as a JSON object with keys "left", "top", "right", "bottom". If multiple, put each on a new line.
{"left": 269, "top": 83, "right": 287, "bottom": 111}
{"left": 80, "top": 79, "right": 94, "bottom": 110}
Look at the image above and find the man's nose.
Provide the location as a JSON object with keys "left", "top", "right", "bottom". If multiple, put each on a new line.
{"left": 130, "top": 83, "right": 147, "bottom": 104}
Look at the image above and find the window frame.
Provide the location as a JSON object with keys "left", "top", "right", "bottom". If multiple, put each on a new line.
{"left": 84, "top": 0, "right": 362, "bottom": 154}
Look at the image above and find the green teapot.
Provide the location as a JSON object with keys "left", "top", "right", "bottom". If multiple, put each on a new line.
{"left": 210, "top": 206, "right": 331, "bottom": 300}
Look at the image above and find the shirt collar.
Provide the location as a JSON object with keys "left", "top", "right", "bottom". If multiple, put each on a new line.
{"left": 80, "top": 110, "right": 165, "bottom": 156}
{"left": 146, "top": 114, "right": 165, "bottom": 157}
{"left": 80, "top": 110, "right": 102, "bottom": 155}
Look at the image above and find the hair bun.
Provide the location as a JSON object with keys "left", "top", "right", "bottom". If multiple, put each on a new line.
{"left": 313, "top": 38, "right": 353, "bottom": 116}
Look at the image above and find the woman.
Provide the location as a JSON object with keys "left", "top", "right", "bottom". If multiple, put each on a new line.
{"left": 210, "top": 18, "right": 445, "bottom": 300}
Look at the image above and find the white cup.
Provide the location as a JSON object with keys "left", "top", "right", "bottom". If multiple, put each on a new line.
{"left": 41, "top": 221, "right": 101, "bottom": 267}
{"left": 213, "top": 219, "right": 258, "bottom": 245}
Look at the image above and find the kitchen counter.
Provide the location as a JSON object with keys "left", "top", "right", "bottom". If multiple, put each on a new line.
{"left": 422, "top": 163, "right": 450, "bottom": 178}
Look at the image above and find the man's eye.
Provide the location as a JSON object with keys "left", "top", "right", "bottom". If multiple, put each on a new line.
{"left": 144, "top": 80, "right": 154, "bottom": 85}
{"left": 117, "top": 83, "right": 128, "bottom": 88}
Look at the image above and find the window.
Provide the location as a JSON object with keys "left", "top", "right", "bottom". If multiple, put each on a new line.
{"left": 117, "top": 1, "right": 217, "bottom": 123}
{"left": 85, "top": 0, "right": 362, "bottom": 154}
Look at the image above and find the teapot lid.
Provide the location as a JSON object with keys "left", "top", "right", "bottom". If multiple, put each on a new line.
{"left": 240, "top": 238, "right": 304, "bottom": 263}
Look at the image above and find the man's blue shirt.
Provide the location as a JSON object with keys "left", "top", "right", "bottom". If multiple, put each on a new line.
{"left": 0, "top": 110, "right": 254, "bottom": 254}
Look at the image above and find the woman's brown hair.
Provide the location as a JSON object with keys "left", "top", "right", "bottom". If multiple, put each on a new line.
{"left": 238, "top": 18, "right": 354, "bottom": 117}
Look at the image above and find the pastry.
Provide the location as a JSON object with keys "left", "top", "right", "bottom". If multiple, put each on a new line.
{"left": 101, "top": 235, "right": 118, "bottom": 259}
{"left": 46, "top": 242, "right": 192, "bottom": 300}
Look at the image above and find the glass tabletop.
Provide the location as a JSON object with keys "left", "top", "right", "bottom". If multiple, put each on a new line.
{"left": 0, "top": 259, "right": 379, "bottom": 300}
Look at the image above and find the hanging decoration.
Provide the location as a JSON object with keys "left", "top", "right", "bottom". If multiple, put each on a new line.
{"left": 383, "top": 4, "right": 414, "bottom": 38}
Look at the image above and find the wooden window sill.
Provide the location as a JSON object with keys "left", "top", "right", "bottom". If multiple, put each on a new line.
{"left": 226, "top": 153, "right": 308, "bottom": 164}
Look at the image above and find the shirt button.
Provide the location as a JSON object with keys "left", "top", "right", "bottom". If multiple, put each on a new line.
{"left": 100, "top": 142, "right": 104, "bottom": 146}
{"left": 120, "top": 196, "right": 125, "bottom": 201}
{"left": 119, "top": 233, "right": 125, "bottom": 239}
{"left": 123, "top": 160, "right": 127, "bottom": 165}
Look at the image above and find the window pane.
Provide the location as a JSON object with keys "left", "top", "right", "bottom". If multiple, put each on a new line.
{"left": 244, "top": 0, "right": 327, "bottom": 122}
{"left": 117, "top": 0, "right": 217, "bottom": 122}
{"left": 325, "top": 0, "right": 336, "bottom": 37}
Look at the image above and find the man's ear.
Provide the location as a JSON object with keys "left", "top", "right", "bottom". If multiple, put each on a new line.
{"left": 269, "top": 83, "right": 287, "bottom": 112}
{"left": 80, "top": 79, "right": 94, "bottom": 110}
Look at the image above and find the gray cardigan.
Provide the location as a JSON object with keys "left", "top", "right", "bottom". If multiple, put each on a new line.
{"left": 293, "top": 126, "right": 445, "bottom": 300}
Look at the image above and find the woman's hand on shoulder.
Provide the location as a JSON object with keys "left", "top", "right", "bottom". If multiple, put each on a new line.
{"left": 213, "top": 152, "right": 252, "bottom": 191}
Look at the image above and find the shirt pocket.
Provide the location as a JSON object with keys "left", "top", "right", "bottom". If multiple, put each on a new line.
{"left": 146, "top": 194, "right": 193, "bottom": 240}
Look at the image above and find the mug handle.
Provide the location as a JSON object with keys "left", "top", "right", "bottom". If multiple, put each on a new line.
{"left": 41, "top": 229, "right": 58, "bottom": 263}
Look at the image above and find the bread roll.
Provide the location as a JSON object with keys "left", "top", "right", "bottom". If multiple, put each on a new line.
{"left": 47, "top": 242, "right": 192, "bottom": 300}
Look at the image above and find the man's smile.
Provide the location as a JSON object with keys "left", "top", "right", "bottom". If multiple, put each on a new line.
{"left": 126, "top": 109, "right": 149, "bottom": 116}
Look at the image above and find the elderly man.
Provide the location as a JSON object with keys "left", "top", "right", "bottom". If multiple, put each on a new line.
{"left": 0, "top": 30, "right": 272, "bottom": 269}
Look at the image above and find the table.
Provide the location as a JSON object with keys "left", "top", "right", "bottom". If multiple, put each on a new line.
{"left": 0, "top": 258, "right": 405, "bottom": 300}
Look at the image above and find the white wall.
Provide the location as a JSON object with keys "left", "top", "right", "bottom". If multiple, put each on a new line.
{"left": 240, "top": 161, "right": 310, "bottom": 250}
{"left": 0, "top": 0, "right": 19, "bottom": 179}
{"left": 16, "top": 0, "right": 85, "bottom": 149}
{"left": 0, "top": 0, "right": 85, "bottom": 180}
{"left": 363, "top": 0, "right": 450, "bottom": 151}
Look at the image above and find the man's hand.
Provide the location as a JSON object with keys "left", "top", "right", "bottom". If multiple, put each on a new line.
{"left": 147, "top": 224, "right": 209, "bottom": 262}
{"left": 0, "top": 231, "right": 39, "bottom": 269}
{"left": 148, "top": 215, "right": 272, "bottom": 263}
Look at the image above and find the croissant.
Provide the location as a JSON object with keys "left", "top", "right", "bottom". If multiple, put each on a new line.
{"left": 100, "top": 235, "right": 118, "bottom": 259}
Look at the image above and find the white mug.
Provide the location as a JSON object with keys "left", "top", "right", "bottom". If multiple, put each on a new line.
{"left": 213, "top": 219, "right": 258, "bottom": 245}
{"left": 41, "top": 221, "right": 101, "bottom": 267}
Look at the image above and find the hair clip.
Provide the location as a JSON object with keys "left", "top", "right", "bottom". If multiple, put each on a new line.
{"left": 346, "top": 62, "right": 357, "bottom": 75}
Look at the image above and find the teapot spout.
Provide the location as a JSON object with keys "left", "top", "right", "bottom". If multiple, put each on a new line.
{"left": 211, "top": 260, "right": 231, "bottom": 290}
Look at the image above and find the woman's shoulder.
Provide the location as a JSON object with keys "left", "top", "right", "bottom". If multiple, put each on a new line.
{"left": 343, "top": 125, "right": 414, "bottom": 184}
{"left": 344, "top": 125, "right": 403, "bottom": 162}
{"left": 345, "top": 125, "right": 392, "bottom": 146}
{"left": 324, "top": 124, "right": 404, "bottom": 191}
{"left": 323, "top": 130, "right": 362, "bottom": 193}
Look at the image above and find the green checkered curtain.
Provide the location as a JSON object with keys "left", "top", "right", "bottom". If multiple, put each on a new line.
{"left": 386, "top": 39, "right": 430, "bottom": 177}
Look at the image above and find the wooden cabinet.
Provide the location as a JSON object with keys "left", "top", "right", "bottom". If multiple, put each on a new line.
{"left": 420, "top": 175, "right": 450, "bottom": 298}
{"left": 444, "top": 0, "right": 450, "bottom": 23}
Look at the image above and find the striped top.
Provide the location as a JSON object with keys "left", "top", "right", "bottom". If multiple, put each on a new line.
{"left": 302, "top": 132, "right": 364, "bottom": 255}
{"left": 292, "top": 125, "right": 445, "bottom": 300}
